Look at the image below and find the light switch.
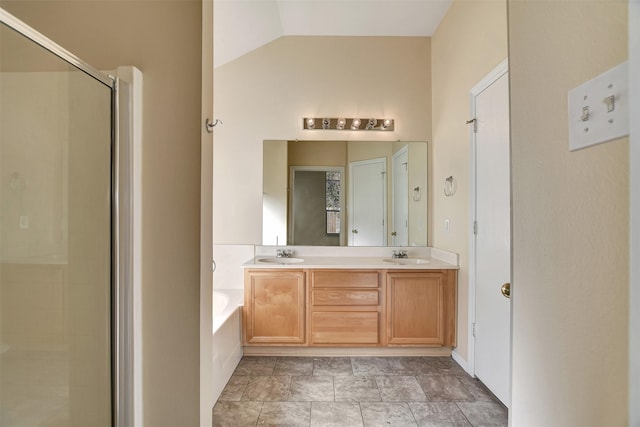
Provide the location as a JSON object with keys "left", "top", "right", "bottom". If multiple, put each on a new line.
{"left": 568, "top": 61, "right": 628, "bottom": 151}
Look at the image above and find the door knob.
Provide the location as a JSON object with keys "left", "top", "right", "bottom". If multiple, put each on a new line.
{"left": 501, "top": 283, "right": 511, "bottom": 299}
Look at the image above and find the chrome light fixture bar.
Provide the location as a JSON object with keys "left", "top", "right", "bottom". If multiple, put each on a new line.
{"left": 303, "top": 117, "right": 394, "bottom": 131}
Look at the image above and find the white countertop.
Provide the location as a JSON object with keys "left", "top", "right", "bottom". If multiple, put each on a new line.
{"left": 242, "top": 255, "right": 459, "bottom": 270}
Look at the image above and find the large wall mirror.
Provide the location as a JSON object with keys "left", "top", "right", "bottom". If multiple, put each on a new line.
{"left": 263, "top": 140, "right": 428, "bottom": 247}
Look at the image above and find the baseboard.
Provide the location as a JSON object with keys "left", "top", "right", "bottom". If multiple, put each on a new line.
{"left": 243, "top": 346, "right": 453, "bottom": 357}
{"left": 451, "top": 349, "right": 473, "bottom": 376}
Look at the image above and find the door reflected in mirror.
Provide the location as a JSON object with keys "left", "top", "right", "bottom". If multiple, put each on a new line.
{"left": 263, "top": 140, "right": 428, "bottom": 247}
{"left": 290, "top": 167, "right": 345, "bottom": 246}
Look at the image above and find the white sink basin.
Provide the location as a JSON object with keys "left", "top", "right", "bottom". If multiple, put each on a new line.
{"left": 382, "top": 258, "right": 430, "bottom": 265}
{"left": 257, "top": 257, "right": 305, "bottom": 264}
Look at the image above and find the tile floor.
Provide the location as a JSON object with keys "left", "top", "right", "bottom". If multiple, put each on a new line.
{"left": 213, "top": 356, "right": 508, "bottom": 426}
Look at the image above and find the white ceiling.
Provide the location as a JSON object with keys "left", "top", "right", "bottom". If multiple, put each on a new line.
{"left": 214, "top": 0, "right": 453, "bottom": 68}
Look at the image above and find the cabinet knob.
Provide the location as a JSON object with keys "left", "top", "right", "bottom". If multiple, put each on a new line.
{"left": 391, "top": 231, "right": 397, "bottom": 236}
{"left": 352, "top": 229, "right": 358, "bottom": 234}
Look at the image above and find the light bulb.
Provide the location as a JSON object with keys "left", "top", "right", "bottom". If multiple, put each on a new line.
{"left": 336, "top": 118, "right": 346, "bottom": 130}
{"left": 306, "top": 118, "right": 315, "bottom": 129}
{"left": 381, "top": 119, "right": 393, "bottom": 130}
{"left": 322, "top": 118, "right": 330, "bottom": 129}
{"left": 351, "top": 118, "right": 361, "bottom": 130}
{"left": 366, "top": 118, "right": 377, "bottom": 130}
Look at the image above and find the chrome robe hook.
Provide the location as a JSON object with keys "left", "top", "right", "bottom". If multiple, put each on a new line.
{"left": 205, "top": 118, "right": 222, "bottom": 133}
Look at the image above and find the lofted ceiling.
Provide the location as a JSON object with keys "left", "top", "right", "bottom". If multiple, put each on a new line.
{"left": 214, "top": 0, "right": 453, "bottom": 68}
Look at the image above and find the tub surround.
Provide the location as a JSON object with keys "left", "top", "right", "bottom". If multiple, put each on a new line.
{"left": 212, "top": 288, "right": 243, "bottom": 333}
{"left": 213, "top": 244, "right": 255, "bottom": 290}
{"left": 211, "top": 289, "right": 244, "bottom": 405}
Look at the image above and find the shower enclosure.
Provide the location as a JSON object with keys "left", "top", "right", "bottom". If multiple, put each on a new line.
{"left": 1, "top": 9, "right": 120, "bottom": 426}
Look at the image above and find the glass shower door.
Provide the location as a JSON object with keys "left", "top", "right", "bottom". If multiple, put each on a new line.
{"left": 0, "top": 18, "right": 113, "bottom": 426}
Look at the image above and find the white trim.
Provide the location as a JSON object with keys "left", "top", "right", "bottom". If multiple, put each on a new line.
{"left": 467, "top": 58, "right": 509, "bottom": 378}
{"left": 629, "top": 1, "right": 639, "bottom": 425}
{"left": 470, "top": 59, "right": 509, "bottom": 95}
{"left": 451, "top": 349, "right": 473, "bottom": 375}
{"left": 200, "top": 2, "right": 214, "bottom": 425}
{"left": 113, "top": 66, "right": 143, "bottom": 427}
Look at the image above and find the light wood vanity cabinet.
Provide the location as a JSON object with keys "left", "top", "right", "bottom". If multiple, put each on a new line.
{"left": 244, "top": 270, "right": 306, "bottom": 344}
{"left": 386, "top": 271, "right": 457, "bottom": 347}
{"left": 244, "top": 267, "right": 457, "bottom": 348}
{"left": 309, "top": 270, "right": 382, "bottom": 345}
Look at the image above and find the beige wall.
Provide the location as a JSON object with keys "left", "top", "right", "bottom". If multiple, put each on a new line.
{"left": 214, "top": 36, "right": 432, "bottom": 244}
{"left": 1, "top": 2, "right": 203, "bottom": 425}
{"left": 289, "top": 140, "right": 348, "bottom": 166}
{"left": 509, "top": 1, "right": 628, "bottom": 425}
{"left": 431, "top": 0, "right": 508, "bottom": 363}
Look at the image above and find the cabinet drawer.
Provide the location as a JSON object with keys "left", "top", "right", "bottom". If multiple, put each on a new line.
{"left": 311, "top": 312, "right": 379, "bottom": 344}
{"left": 311, "top": 270, "right": 380, "bottom": 288}
{"left": 312, "top": 289, "right": 379, "bottom": 306}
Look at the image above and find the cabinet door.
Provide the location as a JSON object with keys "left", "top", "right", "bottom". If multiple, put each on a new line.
{"left": 245, "top": 270, "right": 305, "bottom": 344}
{"left": 386, "top": 272, "right": 445, "bottom": 345}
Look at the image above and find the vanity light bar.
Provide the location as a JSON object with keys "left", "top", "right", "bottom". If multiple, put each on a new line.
{"left": 303, "top": 117, "right": 394, "bottom": 131}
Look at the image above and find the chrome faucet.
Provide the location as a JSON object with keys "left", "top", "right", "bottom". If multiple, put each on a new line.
{"left": 276, "top": 249, "right": 293, "bottom": 258}
{"left": 392, "top": 250, "right": 408, "bottom": 259}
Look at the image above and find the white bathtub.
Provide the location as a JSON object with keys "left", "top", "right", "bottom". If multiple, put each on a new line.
{"left": 212, "top": 289, "right": 244, "bottom": 403}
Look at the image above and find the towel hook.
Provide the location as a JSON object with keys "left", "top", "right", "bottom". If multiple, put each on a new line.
{"left": 444, "top": 176, "right": 456, "bottom": 197}
{"left": 205, "top": 118, "right": 222, "bottom": 133}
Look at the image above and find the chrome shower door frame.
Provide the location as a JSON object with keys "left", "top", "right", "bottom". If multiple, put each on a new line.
{"left": 1, "top": 8, "right": 131, "bottom": 427}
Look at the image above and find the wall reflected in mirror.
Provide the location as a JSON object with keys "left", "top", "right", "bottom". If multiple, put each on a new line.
{"left": 263, "top": 140, "right": 428, "bottom": 247}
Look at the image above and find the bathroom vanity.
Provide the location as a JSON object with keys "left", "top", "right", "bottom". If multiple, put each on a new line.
{"left": 242, "top": 250, "right": 458, "bottom": 354}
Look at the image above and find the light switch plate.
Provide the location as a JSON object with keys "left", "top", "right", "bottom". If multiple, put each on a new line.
{"left": 568, "top": 61, "right": 629, "bottom": 151}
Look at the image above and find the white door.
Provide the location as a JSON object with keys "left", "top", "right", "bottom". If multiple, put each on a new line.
{"left": 392, "top": 146, "right": 409, "bottom": 246}
{"left": 473, "top": 65, "right": 511, "bottom": 406}
{"left": 349, "top": 158, "right": 386, "bottom": 246}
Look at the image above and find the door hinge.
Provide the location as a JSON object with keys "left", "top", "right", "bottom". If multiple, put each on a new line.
{"left": 472, "top": 322, "right": 476, "bottom": 338}
{"left": 473, "top": 221, "right": 478, "bottom": 235}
